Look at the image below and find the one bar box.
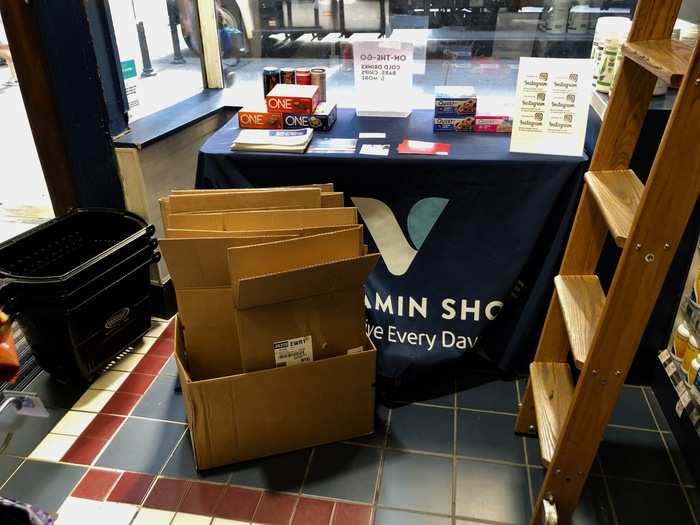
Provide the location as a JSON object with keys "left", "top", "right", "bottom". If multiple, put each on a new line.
{"left": 433, "top": 116, "right": 475, "bottom": 132}
{"left": 434, "top": 86, "right": 477, "bottom": 117}
{"left": 266, "top": 84, "right": 320, "bottom": 115}
{"left": 283, "top": 102, "right": 337, "bottom": 131}
{"left": 237, "top": 106, "right": 283, "bottom": 129}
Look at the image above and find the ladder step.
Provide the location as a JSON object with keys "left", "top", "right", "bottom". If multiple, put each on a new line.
{"left": 584, "top": 170, "right": 644, "bottom": 248}
{"left": 530, "top": 362, "right": 574, "bottom": 467}
{"left": 621, "top": 39, "right": 693, "bottom": 89}
{"left": 555, "top": 275, "right": 605, "bottom": 369}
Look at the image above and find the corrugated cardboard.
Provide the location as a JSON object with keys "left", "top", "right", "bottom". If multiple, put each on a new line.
{"left": 165, "top": 224, "right": 358, "bottom": 239}
{"left": 321, "top": 192, "right": 344, "bottom": 208}
{"left": 168, "top": 187, "right": 322, "bottom": 214}
{"left": 227, "top": 230, "right": 379, "bottom": 371}
{"left": 175, "top": 316, "right": 376, "bottom": 470}
{"left": 170, "top": 183, "right": 334, "bottom": 194}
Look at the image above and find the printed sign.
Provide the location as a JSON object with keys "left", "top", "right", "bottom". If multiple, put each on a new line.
{"left": 510, "top": 58, "right": 593, "bottom": 157}
{"left": 352, "top": 40, "right": 414, "bottom": 117}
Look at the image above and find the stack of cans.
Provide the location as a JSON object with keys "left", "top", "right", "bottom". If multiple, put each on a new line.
{"left": 238, "top": 66, "right": 336, "bottom": 132}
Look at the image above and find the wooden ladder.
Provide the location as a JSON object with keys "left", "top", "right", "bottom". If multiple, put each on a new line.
{"left": 515, "top": 1, "right": 700, "bottom": 523}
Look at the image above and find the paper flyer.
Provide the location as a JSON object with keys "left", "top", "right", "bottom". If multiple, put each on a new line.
{"left": 510, "top": 58, "right": 593, "bottom": 157}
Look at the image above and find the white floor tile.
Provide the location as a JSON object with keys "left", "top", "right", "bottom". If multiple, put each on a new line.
{"left": 212, "top": 519, "right": 248, "bottom": 525}
{"left": 57, "top": 498, "right": 137, "bottom": 524}
{"left": 28, "top": 433, "right": 77, "bottom": 461}
{"left": 172, "top": 512, "right": 213, "bottom": 524}
{"left": 131, "top": 337, "right": 157, "bottom": 354}
{"left": 91, "top": 370, "right": 130, "bottom": 391}
{"left": 110, "top": 353, "right": 144, "bottom": 372}
{"left": 52, "top": 410, "right": 97, "bottom": 436}
{"left": 131, "top": 508, "right": 176, "bottom": 524}
{"left": 73, "top": 389, "right": 114, "bottom": 413}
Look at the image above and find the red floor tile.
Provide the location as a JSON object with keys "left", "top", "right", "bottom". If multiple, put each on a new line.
{"left": 62, "top": 436, "right": 108, "bottom": 465}
{"left": 331, "top": 502, "right": 372, "bottom": 525}
{"left": 133, "top": 354, "right": 169, "bottom": 375}
{"left": 214, "top": 486, "right": 263, "bottom": 521}
{"left": 160, "top": 320, "right": 175, "bottom": 340}
{"left": 117, "top": 372, "right": 156, "bottom": 395}
{"left": 82, "top": 414, "right": 124, "bottom": 441}
{"left": 72, "top": 469, "right": 121, "bottom": 501}
{"left": 292, "top": 497, "right": 334, "bottom": 525}
{"left": 101, "top": 392, "right": 141, "bottom": 416}
{"left": 179, "top": 481, "right": 225, "bottom": 516}
{"left": 253, "top": 492, "right": 298, "bottom": 525}
{"left": 108, "top": 471, "right": 155, "bottom": 505}
{"left": 149, "top": 337, "right": 175, "bottom": 357}
{"left": 143, "top": 477, "right": 191, "bottom": 511}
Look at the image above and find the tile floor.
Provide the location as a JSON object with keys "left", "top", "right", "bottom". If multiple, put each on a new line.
{"left": 0, "top": 317, "right": 697, "bottom": 524}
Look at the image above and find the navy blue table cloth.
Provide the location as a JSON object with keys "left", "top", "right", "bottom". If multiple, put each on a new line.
{"left": 196, "top": 108, "right": 588, "bottom": 384}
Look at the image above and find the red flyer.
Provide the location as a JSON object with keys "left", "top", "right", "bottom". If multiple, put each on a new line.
{"left": 397, "top": 139, "right": 450, "bottom": 156}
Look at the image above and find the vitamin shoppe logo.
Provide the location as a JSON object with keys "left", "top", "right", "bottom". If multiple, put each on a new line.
{"left": 351, "top": 197, "right": 448, "bottom": 276}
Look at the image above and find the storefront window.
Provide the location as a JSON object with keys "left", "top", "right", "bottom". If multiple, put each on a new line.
{"left": 212, "top": 1, "right": 650, "bottom": 110}
{"left": 0, "top": 12, "right": 53, "bottom": 243}
{"left": 108, "top": 0, "right": 204, "bottom": 121}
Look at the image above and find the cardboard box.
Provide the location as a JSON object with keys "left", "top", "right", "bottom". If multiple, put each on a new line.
{"left": 266, "top": 84, "right": 320, "bottom": 115}
{"left": 227, "top": 231, "right": 378, "bottom": 372}
{"left": 473, "top": 115, "right": 513, "bottom": 133}
{"left": 321, "top": 192, "right": 344, "bottom": 208}
{"left": 434, "top": 85, "right": 477, "bottom": 117}
{"left": 167, "top": 187, "right": 321, "bottom": 214}
{"left": 283, "top": 102, "right": 337, "bottom": 131}
{"left": 165, "top": 224, "right": 358, "bottom": 239}
{"left": 175, "top": 317, "right": 376, "bottom": 469}
{"left": 237, "top": 106, "right": 283, "bottom": 129}
{"left": 433, "top": 116, "right": 475, "bottom": 132}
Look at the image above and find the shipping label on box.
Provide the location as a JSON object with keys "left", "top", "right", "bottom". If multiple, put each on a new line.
{"left": 434, "top": 85, "right": 477, "bottom": 117}
{"left": 433, "top": 116, "right": 475, "bottom": 132}
{"left": 283, "top": 102, "right": 337, "bottom": 131}
{"left": 238, "top": 107, "right": 283, "bottom": 129}
{"left": 266, "top": 84, "right": 320, "bottom": 115}
{"left": 474, "top": 115, "right": 513, "bottom": 133}
{"left": 273, "top": 335, "right": 313, "bottom": 367}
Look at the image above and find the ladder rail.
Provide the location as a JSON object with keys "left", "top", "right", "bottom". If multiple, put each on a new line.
{"left": 530, "top": 32, "right": 700, "bottom": 525}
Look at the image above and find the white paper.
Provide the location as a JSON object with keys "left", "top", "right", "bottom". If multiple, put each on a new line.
{"left": 360, "top": 144, "right": 391, "bottom": 157}
{"left": 359, "top": 132, "right": 387, "bottom": 139}
{"left": 273, "top": 335, "right": 313, "bottom": 367}
{"left": 353, "top": 40, "right": 414, "bottom": 117}
{"left": 510, "top": 58, "right": 593, "bottom": 157}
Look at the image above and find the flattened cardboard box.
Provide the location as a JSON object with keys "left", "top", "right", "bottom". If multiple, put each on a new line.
{"left": 175, "top": 317, "right": 376, "bottom": 470}
{"left": 228, "top": 231, "right": 378, "bottom": 371}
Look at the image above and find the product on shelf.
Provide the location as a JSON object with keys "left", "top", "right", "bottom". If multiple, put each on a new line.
{"left": 433, "top": 116, "right": 475, "bottom": 132}
{"left": 590, "top": 17, "right": 631, "bottom": 88}
{"left": 311, "top": 68, "right": 327, "bottom": 102}
{"left": 237, "top": 106, "right": 283, "bottom": 129}
{"left": 295, "top": 67, "right": 311, "bottom": 85}
{"left": 673, "top": 321, "right": 690, "bottom": 362}
{"left": 281, "top": 67, "right": 295, "bottom": 84}
{"left": 266, "top": 84, "right": 321, "bottom": 115}
{"left": 474, "top": 115, "right": 514, "bottom": 133}
{"left": 690, "top": 355, "right": 700, "bottom": 386}
{"left": 682, "top": 333, "right": 699, "bottom": 373}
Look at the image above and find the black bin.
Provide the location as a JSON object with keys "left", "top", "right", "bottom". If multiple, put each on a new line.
{"left": 0, "top": 209, "right": 160, "bottom": 382}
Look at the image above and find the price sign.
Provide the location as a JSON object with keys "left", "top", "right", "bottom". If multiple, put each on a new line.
{"left": 353, "top": 40, "right": 414, "bottom": 117}
{"left": 691, "top": 409, "right": 700, "bottom": 425}
{"left": 666, "top": 361, "right": 678, "bottom": 377}
{"left": 659, "top": 349, "right": 671, "bottom": 364}
{"left": 681, "top": 390, "right": 692, "bottom": 408}
{"left": 676, "top": 399, "right": 684, "bottom": 418}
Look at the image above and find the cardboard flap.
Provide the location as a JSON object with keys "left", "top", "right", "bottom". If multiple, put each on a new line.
{"left": 171, "top": 183, "right": 334, "bottom": 194}
{"left": 321, "top": 192, "right": 344, "bottom": 208}
{"left": 235, "top": 254, "right": 379, "bottom": 309}
{"left": 168, "top": 187, "right": 322, "bottom": 214}
{"left": 161, "top": 235, "right": 294, "bottom": 288}
{"left": 165, "top": 229, "right": 279, "bottom": 239}
{"left": 169, "top": 212, "right": 226, "bottom": 231}
{"left": 227, "top": 226, "right": 364, "bottom": 285}
{"left": 223, "top": 207, "right": 357, "bottom": 231}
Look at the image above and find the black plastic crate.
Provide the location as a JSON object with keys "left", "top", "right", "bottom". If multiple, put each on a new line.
{"left": 0, "top": 209, "right": 160, "bottom": 382}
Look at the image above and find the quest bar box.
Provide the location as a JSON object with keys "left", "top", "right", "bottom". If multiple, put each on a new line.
{"left": 266, "top": 84, "right": 320, "bottom": 115}
{"left": 174, "top": 316, "right": 377, "bottom": 470}
{"left": 283, "top": 102, "right": 337, "bottom": 131}
{"left": 434, "top": 85, "right": 477, "bottom": 117}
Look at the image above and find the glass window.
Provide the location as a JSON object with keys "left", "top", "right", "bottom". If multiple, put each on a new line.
{"left": 211, "top": 1, "right": 658, "bottom": 111}
{"left": 108, "top": 0, "right": 205, "bottom": 121}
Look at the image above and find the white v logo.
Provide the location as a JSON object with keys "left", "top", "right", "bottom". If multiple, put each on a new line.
{"left": 352, "top": 197, "right": 448, "bottom": 276}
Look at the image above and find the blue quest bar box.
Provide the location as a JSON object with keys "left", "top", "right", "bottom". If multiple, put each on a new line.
{"left": 283, "top": 102, "right": 337, "bottom": 131}
{"left": 434, "top": 86, "right": 477, "bottom": 117}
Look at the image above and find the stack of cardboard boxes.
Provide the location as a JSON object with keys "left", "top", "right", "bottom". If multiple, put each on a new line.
{"left": 158, "top": 185, "right": 378, "bottom": 470}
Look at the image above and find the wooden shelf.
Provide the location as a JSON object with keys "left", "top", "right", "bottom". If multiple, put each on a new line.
{"left": 585, "top": 170, "right": 644, "bottom": 248}
{"left": 622, "top": 39, "right": 693, "bottom": 89}
{"left": 531, "top": 362, "right": 574, "bottom": 467}
{"left": 555, "top": 275, "right": 606, "bottom": 369}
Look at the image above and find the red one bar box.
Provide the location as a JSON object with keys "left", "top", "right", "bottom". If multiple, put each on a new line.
{"left": 238, "top": 106, "right": 283, "bottom": 129}
{"left": 266, "top": 84, "right": 320, "bottom": 115}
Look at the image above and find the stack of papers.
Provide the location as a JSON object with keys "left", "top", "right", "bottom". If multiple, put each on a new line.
{"left": 231, "top": 129, "right": 314, "bottom": 153}
{"left": 306, "top": 138, "right": 358, "bottom": 154}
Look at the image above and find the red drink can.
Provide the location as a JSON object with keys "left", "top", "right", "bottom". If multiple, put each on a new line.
{"left": 295, "top": 68, "right": 311, "bottom": 85}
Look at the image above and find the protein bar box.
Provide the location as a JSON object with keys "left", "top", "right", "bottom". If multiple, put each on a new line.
{"left": 433, "top": 116, "right": 475, "bottom": 132}
{"left": 283, "top": 102, "right": 337, "bottom": 131}
{"left": 434, "top": 86, "right": 477, "bottom": 117}
{"left": 266, "top": 84, "right": 320, "bottom": 115}
{"left": 238, "top": 106, "right": 283, "bottom": 129}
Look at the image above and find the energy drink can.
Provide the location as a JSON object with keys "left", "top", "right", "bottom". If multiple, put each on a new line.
{"left": 295, "top": 68, "right": 311, "bottom": 85}
{"left": 281, "top": 68, "right": 296, "bottom": 84}
{"left": 263, "top": 66, "right": 280, "bottom": 96}
{"left": 310, "top": 68, "right": 326, "bottom": 101}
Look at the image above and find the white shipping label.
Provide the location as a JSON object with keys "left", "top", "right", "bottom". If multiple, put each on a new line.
{"left": 273, "top": 335, "right": 313, "bottom": 367}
